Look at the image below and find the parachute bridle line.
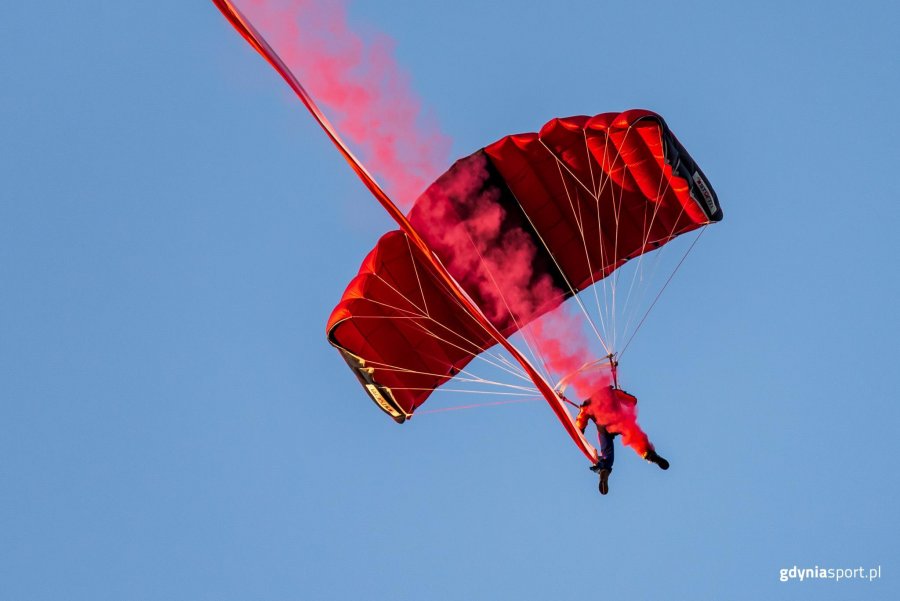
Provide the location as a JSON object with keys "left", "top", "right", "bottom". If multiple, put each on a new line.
{"left": 610, "top": 354, "right": 620, "bottom": 389}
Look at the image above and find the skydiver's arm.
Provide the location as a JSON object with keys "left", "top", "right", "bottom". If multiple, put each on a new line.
{"left": 575, "top": 408, "right": 588, "bottom": 434}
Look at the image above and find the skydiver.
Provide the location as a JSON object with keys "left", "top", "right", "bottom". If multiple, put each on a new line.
{"left": 574, "top": 386, "right": 669, "bottom": 495}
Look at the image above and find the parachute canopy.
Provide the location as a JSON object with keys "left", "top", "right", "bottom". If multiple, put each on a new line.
{"left": 327, "top": 109, "right": 721, "bottom": 422}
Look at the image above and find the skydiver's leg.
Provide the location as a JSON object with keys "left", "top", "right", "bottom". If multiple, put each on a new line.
{"left": 589, "top": 428, "right": 615, "bottom": 471}
{"left": 596, "top": 427, "right": 614, "bottom": 471}
{"left": 590, "top": 427, "right": 615, "bottom": 495}
{"left": 643, "top": 447, "right": 670, "bottom": 470}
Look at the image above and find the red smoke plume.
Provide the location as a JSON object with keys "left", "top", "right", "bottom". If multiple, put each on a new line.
{"left": 237, "top": 0, "right": 451, "bottom": 208}
{"left": 531, "top": 311, "right": 652, "bottom": 455}
{"left": 410, "top": 154, "right": 560, "bottom": 326}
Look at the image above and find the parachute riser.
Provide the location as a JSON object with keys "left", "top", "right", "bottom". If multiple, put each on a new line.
{"left": 609, "top": 354, "right": 620, "bottom": 389}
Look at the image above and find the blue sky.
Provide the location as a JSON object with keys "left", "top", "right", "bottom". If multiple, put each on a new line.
{"left": 2, "top": 1, "right": 898, "bottom": 599}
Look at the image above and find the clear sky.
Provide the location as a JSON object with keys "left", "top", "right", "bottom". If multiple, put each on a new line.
{"left": 2, "top": 1, "right": 898, "bottom": 600}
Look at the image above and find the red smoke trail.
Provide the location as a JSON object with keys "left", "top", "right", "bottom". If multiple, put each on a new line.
{"left": 410, "top": 154, "right": 560, "bottom": 325}
{"left": 530, "top": 311, "right": 653, "bottom": 456}
{"left": 234, "top": 0, "right": 451, "bottom": 208}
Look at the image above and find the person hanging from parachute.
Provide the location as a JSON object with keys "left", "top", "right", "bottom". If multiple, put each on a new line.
{"left": 572, "top": 385, "right": 669, "bottom": 495}
{"left": 555, "top": 358, "right": 669, "bottom": 495}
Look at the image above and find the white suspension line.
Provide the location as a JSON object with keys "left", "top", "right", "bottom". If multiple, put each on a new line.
{"left": 589, "top": 129, "right": 625, "bottom": 347}
{"left": 390, "top": 388, "right": 540, "bottom": 396}
{"left": 580, "top": 130, "right": 616, "bottom": 347}
{"left": 345, "top": 304, "right": 532, "bottom": 384}
{"left": 618, "top": 194, "right": 692, "bottom": 346}
{"left": 404, "top": 233, "right": 430, "bottom": 317}
{"left": 404, "top": 318, "right": 535, "bottom": 383}
{"left": 364, "top": 357, "right": 537, "bottom": 393}
{"left": 415, "top": 396, "right": 542, "bottom": 416}
{"left": 541, "top": 139, "right": 612, "bottom": 353}
{"left": 353, "top": 298, "right": 426, "bottom": 318}
{"left": 504, "top": 144, "right": 610, "bottom": 355}
{"left": 617, "top": 167, "right": 673, "bottom": 337}
{"left": 453, "top": 221, "right": 557, "bottom": 385}
{"left": 618, "top": 225, "right": 707, "bottom": 359}
{"left": 371, "top": 273, "right": 428, "bottom": 316}
{"left": 391, "top": 238, "right": 536, "bottom": 381}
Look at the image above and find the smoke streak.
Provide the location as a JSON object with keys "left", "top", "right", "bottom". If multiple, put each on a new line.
{"left": 531, "top": 311, "right": 652, "bottom": 455}
{"left": 236, "top": 0, "right": 451, "bottom": 208}
{"left": 410, "top": 154, "right": 560, "bottom": 326}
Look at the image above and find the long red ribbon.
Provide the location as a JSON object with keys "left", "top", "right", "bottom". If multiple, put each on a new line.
{"left": 211, "top": 0, "right": 598, "bottom": 462}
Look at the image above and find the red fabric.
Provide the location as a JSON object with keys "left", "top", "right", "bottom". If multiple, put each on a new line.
{"left": 483, "top": 110, "right": 707, "bottom": 292}
{"left": 327, "top": 231, "right": 495, "bottom": 413}
{"left": 327, "top": 110, "right": 711, "bottom": 417}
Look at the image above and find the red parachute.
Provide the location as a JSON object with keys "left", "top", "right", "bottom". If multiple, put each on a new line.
{"left": 328, "top": 111, "right": 721, "bottom": 433}
{"left": 212, "top": 0, "right": 722, "bottom": 462}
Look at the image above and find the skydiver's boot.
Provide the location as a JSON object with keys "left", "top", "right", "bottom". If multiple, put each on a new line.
{"left": 598, "top": 469, "right": 610, "bottom": 495}
{"left": 589, "top": 463, "right": 611, "bottom": 494}
{"left": 643, "top": 449, "right": 670, "bottom": 470}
